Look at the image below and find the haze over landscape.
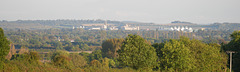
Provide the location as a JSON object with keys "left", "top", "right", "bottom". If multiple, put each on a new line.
{"left": 1, "top": 0, "right": 240, "bottom": 72}
{"left": 1, "top": 0, "right": 240, "bottom": 24}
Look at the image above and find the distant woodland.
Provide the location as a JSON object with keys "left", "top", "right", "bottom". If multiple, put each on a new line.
{"left": 3, "top": 29, "right": 233, "bottom": 51}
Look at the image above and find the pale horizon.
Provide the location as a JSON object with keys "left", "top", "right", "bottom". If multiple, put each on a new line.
{"left": 1, "top": 0, "right": 240, "bottom": 24}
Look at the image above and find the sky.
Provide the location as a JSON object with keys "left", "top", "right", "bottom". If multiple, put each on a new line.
{"left": 0, "top": 0, "right": 240, "bottom": 24}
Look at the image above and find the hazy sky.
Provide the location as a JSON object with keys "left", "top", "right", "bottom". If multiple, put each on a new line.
{"left": 0, "top": 0, "right": 239, "bottom": 24}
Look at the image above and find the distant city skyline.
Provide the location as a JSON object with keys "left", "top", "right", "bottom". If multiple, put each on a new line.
{"left": 0, "top": 0, "right": 240, "bottom": 24}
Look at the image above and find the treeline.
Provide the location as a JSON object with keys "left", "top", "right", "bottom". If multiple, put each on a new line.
{"left": 4, "top": 28, "right": 232, "bottom": 51}
{"left": 1, "top": 20, "right": 240, "bottom": 31}
{"left": 0, "top": 19, "right": 124, "bottom": 25}
{"left": 101, "top": 35, "right": 228, "bottom": 71}
{"left": 0, "top": 19, "right": 125, "bottom": 29}
{"left": 1, "top": 27, "right": 240, "bottom": 71}
{"left": 207, "top": 22, "right": 240, "bottom": 31}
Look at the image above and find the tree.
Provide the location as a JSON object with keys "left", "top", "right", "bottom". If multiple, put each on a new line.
{"left": 85, "top": 59, "right": 105, "bottom": 72}
{"left": 154, "top": 37, "right": 227, "bottom": 71}
{"left": 182, "top": 37, "right": 227, "bottom": 71}
{"left": 156, "top": 39, "right": 195, "bottom": 71}
{"left": 101, "top": 57, "right": 110, "bottom": 70}
{"left": 224, "top": 31, "right": 240, "bottom": 51}
{"left": 0, "top": 28, "right": 10, "bottom": 69}
{"left": 90, "top": 59, "right": 102, "bottom": 68}
{"left": 117, "top": 34, "right": 158, "bottom": 70}
{"left": 9, "top": 51, "right": 40, "bottom": 65}
{"left": 28, "top": 51, "right": 40, "bottom": 63}
{"left": 0, "top": 28, "right": 10, "bottom": 61}
{"left": 101, "top": 38, "right": 124, "bottom": 58}
{"left": 64, "top": 41, "right": 75, "bottom": 51}
{"left": 223, "top": 31, "right": 240, "bottom": 72}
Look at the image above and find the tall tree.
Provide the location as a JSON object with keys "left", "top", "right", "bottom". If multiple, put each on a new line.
{"left": 181, "top": 38, "right": 227, "bottom": 71}
{"left": 223, "top": 30, "right": 240, "bottom": 72}
{"left": 0, "top": 28, "right": 10, "bottom": 69}
{"left": 156, "top": 39, "right": 194, "bottom": 71}
{"left": 117, "top": 34, "right": 158, "bottom": 70}
{"left": 0, "top": 28, "right": 10, "bottom": 61}
{"left": 101, "top": 38, "right": 124, "bottom": 58}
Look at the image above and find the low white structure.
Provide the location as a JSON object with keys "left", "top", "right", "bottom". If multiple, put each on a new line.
{"left": 70, "top": 39, "right": 75, "bottom": 42}
{"left": 122, "top": 24, "right": 139, "bottom": 30}
{"left": 109, "top": 26, "right": 118, "bottom": 30}
{"left": 172, "top": 26, "right": 193, "bottom": 32}
{"left": 89, "top": 27, "right": 101, "bottom": 30}
{"left": 157, "top": 26, "right": 193, "bottom": 32}
{"left": 79, "top": 26, "right": 85, "bottom": 28}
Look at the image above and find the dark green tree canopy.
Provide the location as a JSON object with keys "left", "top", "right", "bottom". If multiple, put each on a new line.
{"left": 0, "top": 28, "right": 10, "bottom": 61}
{"left": 117, "top": 34, "right": 158, "bottom": 70}
{"left": 230, "top": 30, "right": 240, "bottom": 40}
{"left": 223, "top": 30, "right": 240, "bottom": 72}
{"left": 224, "top": 31, "right": 240, "bottom": 51}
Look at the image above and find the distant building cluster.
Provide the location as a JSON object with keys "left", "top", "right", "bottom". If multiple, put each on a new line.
{"left": 73, "top": 25, "right": 118, "bottom": 30}
{"left": 171, "top": 26, "right": 193, "bottom": 32}
{"left": 157, "top": 26, "right": 193, "bottom": 32}
{"left": 72, "top": 20, "right": 139, "bottom": 31}
{"left": 71, "top": 20, "right": 199, "bottom": 32}
{"left": 73, "top": 26, "right": 85, "bottom": 29}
